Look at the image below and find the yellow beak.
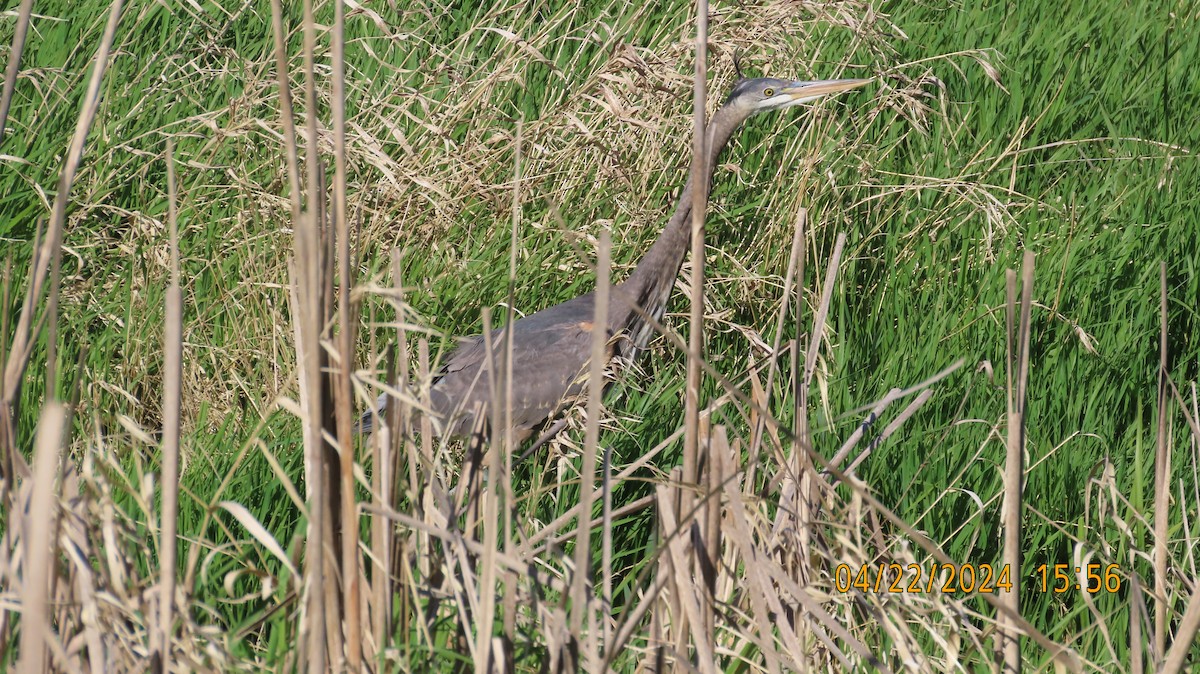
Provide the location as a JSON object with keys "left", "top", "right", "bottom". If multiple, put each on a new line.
{"left": 779, "top": 78, "right": 872, "bottom": 102}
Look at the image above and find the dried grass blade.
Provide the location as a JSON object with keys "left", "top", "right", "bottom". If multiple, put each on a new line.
{"left": 218, "top": 501, "right": 300, "bottom": 580}
{"left": 710, "top": 428, "right": 781, "bottom": 674}
{"left": 501, "top": 119, "right": 523, "bottom": 654}
{"left": 474, "top": 452, "right": 501, "bottom": 674}
{"left": 683, "top": 0, "right": 710, "bottom": 650}
{"left": 154, "top": 138, "right": 183, "bottom": 668}
{"left": 1154, "top": 261, "right": 1170, "bottom": 659}
{"left": 571, "top": 227, "right": 610, "bottom": 660}
{"left": 845, "top": 389, "right": 935, "bottom": 476}
{"left": 655, "top": 484, "right": 717, "bottom": 674}
{"left": 1000, "top": 251, "right": 1033, "bottom": 672}
{"left": 719, "top": 438, "right": 806, "bottom": 670}
{"left": 17, "top": 403, "right": 65, "bottom": 674}
{"left": 0, "top": 0, "right": 34, "bottom": 144}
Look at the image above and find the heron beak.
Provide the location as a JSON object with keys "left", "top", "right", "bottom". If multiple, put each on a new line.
{"left": 777, "top": 78, "right": 871, "bottom": 106}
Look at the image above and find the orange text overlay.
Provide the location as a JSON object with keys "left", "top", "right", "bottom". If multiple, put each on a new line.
{"left": 1035, "top": 563, "right": 1122, "bottom": 594}
{"left": 833, "top": 562, "right": 1124, "bottom": 595}
{"left": 833, "top": 563, "right": 1013, "bottom": 594}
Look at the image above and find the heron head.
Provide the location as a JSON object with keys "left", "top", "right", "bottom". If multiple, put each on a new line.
{"left": 726, "top": 77, "right": 871, "bottom": 114}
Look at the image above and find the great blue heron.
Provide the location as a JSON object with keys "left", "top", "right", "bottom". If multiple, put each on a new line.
{"left": 360, "top": 76, "right": 870, "bottom": 441}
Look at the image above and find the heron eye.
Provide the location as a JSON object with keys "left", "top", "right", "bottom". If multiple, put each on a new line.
{"left": 763, "top": 87, "right": 775, "bottom": 97}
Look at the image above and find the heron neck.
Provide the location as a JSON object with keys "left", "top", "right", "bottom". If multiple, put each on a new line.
{"left": 620, "top": 103, "right": 750, "bottom": 320}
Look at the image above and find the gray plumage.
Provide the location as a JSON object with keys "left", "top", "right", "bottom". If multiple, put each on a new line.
{"left": 361, "top": 76, "right": 869, "bottom": 440}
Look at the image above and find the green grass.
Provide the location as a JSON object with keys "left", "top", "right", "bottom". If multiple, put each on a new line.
{"left": 2, "top": 0, "right": 1198, "bottom": 670}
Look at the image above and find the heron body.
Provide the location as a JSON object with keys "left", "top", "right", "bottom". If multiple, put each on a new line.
{"left": 362, "top": 76, "right": 870, "bottom": 440}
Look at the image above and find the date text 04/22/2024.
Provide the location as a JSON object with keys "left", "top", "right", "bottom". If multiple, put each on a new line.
{"left": 832, "top": 563, "right": 1123, "bottom": 595}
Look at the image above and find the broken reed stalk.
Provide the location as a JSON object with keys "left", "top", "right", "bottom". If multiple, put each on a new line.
{"left": 1, "top": 252, "right": 11, "bottom": 479}
{"left": 791, "top": 231, "right": 839, "bottom": 650}
{"left": 154, "top": 138, "right": 183, "bottom": 668}
{"left": 682, "top": 0, "right": 710, "bottom": 656}
{"left": 844, "top": 389, "right": 934, "bottom": 476}
{"left": 572, "top": 228, "right": 611, "bottom": 664}
{"left": 370, "top": 360, "right": 391, "bottom": 655}
{"left": 1001, "top": 251, "right": 1034, "bottom": 674}
{"left": 665, "top": 463, "right": 685, "bottom": 664}
{"left": 274, "top": 0, "right": 332, "bottom": 667}
{"left": 702, "top": 418, "right": 721, "bottom": 638}
{"left": 266, "top": 2, "right": 315, "bottom": 665}
{"left": 1159, "top": 371, "right": 1200, "bottom": 670}
{"left": 268, "top": 0, "right": 302, "bottom": 221}
{"left": 476, "top": 436, "right": 501, "bottom": 674}
{"left": 329, "top": 0, "right": 362, "bottom": 665}
{"left": 409, "top": 336, "right": 436, "bottom": 655}
{"left": 476, "top": 305, "right": 502, "bottom": 673}
{"left": 298, "top": 26, "right": 345, "bottom": 669}
{"left": 418, "top": 338, "right": 434, "bottom": 583}
{"left": 705, "top": 424, "right": 728, "bottom": 618}
{"left": 502, "top": 121, "right": 523, "bottom": 649}
{"left": 16, "top": 403, "right": 64, "bottom": 674}
{"left": 376, "top": 249, "right": 412, "bottom": 650}
{"left": 786, "top": 209, "right": 807, "bottom": 612}
{"left": 290, "top": 213, "right": 328, "bottom": 673}
{"left": 683, "top": 0, "right": 709, "bottom": 478}
{"left": 601, "top": 318, "right": 615, "bottom": 655}
{"left": 1153, "top": 261, "right": 1169, "bottom": 660}
{"left": 485, "top": 417, "right": 504, "bottom": 666}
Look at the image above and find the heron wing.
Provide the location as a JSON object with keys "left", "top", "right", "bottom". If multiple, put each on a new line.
{"left": 429, "top": 292, "right": 602, "bottom": 436}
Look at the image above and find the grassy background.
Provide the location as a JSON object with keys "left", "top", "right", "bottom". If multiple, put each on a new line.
{"left": 2, "top": 0, "right": 1198, "bottom": 669}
